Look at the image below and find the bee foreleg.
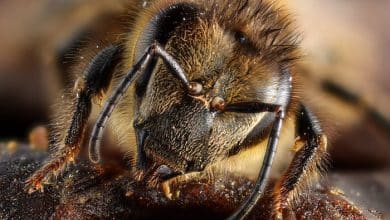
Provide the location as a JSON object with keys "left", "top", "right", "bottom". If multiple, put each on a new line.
{"left": 161, "top": 171, "right": 203, "bottom": 200}
{"left": 25, "top": 45, "right": 121, "bottom": 193}
{"left": 272, "top": 104, "right": 328, "bottom": 219}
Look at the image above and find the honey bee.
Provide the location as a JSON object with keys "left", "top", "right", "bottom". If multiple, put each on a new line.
{"left": 26, "top": 0, "right": 329, "bottom": 218}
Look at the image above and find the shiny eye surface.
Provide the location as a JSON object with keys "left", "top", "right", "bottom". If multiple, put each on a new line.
{"left": 233, "top": 31, "right": 257, "bottom": 54}
{"left": 234, "top": 31, "right": 250, "bottom": 45}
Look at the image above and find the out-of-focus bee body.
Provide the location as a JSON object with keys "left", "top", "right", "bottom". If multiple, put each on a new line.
{"left": 27, "top": 0, "right": 329, "bottom": 218}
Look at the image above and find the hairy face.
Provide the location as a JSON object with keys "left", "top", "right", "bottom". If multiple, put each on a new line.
{"left": 130, "top": 0, "right": 296, "bottom": 174}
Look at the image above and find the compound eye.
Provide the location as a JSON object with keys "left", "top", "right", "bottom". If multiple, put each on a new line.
{"left": 188, "top": 81, "right": 204, "bottom": 95}
{"left": 211, "top": 96, "right": 226, "bottom": 111}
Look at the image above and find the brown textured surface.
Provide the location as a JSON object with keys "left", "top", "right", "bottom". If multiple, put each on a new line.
{"left": 0, "top": 144, "right": 60, "bottom": 219}
{"left": 0, "top": 143, "right": 384, "bottom": 219}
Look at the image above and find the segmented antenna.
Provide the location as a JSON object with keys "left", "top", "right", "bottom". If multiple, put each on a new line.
{"left": 227, "top": 106, "right": 285, "bottom": 220}
{"left": 88, "top": 43, "right": 202, "bottom": 163}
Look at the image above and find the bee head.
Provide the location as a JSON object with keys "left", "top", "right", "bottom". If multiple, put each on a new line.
{"left": 127, "top": 1, "right": 298, "bottom": 179}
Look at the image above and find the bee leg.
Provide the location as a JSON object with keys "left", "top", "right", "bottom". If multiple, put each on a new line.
{"left": 161, "top": 172, "right": 203, "bottom": 200}
{"left": 272, "top": 104, "right": 328, "bottom": 219}
{"left": 25, "top": 45, "right": 121, "bottom": 193}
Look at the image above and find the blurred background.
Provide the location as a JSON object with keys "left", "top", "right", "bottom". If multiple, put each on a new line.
{"left": 0, "top": 0, "right": 388, "bottom": 217}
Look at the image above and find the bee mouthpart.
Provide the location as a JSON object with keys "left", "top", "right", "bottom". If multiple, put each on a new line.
{"left": 155, "top": 164, "right": 181, "bottom": 181}
{"left": 132, "top": 164, "right": 183, "bottom": 189}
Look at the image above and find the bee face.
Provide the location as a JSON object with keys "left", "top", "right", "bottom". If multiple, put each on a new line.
{"left": 131, "top": 1, "right": 294, "bottom": 174}
{"left": 26, "top": 1, "right": 331, "bottom": 218}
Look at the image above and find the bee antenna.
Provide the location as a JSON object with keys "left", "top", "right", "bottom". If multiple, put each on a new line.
{"left": 154, "top": 45, "right": 204, "bottom": 95}
{"left": 226, "top": 106, "right": 285, "bottom": 220}
{"left": 89, "top": 43, "right": 199, "bottom": 163}
{"left": 88, "top": 45, "right": 155, "bottom": 163}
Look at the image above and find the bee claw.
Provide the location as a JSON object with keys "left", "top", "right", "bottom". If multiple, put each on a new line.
{"left": 24, "top": 179, "right": 44, "bottom": 194}
{"left": 174, "top": 190, "right": 180, "bottom": 199}
{"left": 24, "top": 184, "right": 35, "bottom": 194}
{"left": 161, "top": 182, "right": 173, "bottom": 200}
{"left": 24, "top": 171, "right": 50, "bottom": 194}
